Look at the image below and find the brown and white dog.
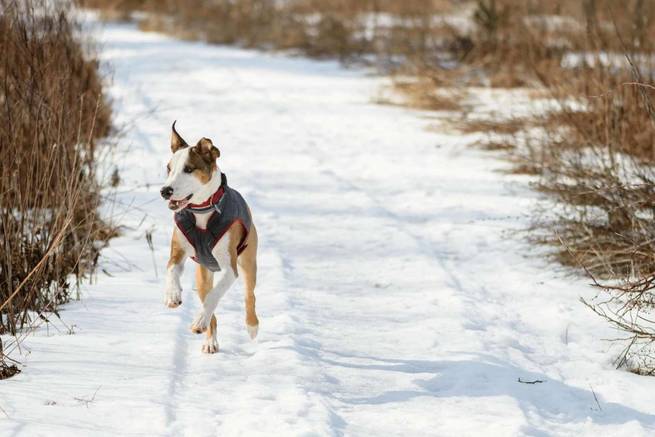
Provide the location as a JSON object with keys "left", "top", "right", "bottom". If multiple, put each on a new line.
{"left": 161, "top": 121, "right": 259, "bottom": 354}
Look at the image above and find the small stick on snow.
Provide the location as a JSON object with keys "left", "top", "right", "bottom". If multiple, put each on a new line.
{"left": 517, "top": 378, "right": 544, "bottom": 384}
{"left": 74, "top": 385, "right": 102, "bottom": 408}
{"left": 0, "top": 403, "right": 9, "bottom": 418}
{"left": 145, "top": 229, "right": 158, "bottom": 279}
{"left": 589, "top": 384, "right": 603, "bottom": 411}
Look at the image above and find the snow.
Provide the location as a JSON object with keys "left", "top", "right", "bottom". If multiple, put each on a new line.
{"left": 3, "top": 17, "right": 655, "bottom": 437}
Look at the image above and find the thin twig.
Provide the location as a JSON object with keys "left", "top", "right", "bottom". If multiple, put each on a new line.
{"left": 623, "top": 81, "right": 655, "bottom": 91}
{"left": 0, "top": 216, "right": 73, "bottom": 313}
{"left": 74, "top": 385, "right": 102, "bottom": 408}
{"left": 0, "top": 403, "right": 9, "bottom": 419}
{"left": 517, "top": 378, "right": 544, "bottom": 384}
{"left": 145, "top": 228, "right": 158, "bottom": 279}
{"left": 589, "top": 384, "right": 602, "bottom": 411}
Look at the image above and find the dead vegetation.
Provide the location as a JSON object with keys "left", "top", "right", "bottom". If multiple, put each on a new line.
{"left": 458, "top": 1, "right": 655, "bottom": 374}
{"left": 0, "top": 0, "right": 114, "bottom": 376}
{"left": 381, "top": 78, "right": 464, "bottom": 112}
{"left": 79, "top": 0, "right": 454, "bottom": 62}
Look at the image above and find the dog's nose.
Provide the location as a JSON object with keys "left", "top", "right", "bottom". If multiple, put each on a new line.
{"left": 160, "top": 186, "right": 174, "bottom": 200}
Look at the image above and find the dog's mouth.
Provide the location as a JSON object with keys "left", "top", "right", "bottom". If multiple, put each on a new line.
{"left": 168, "top": 194, "right": 193, "bottom": 211}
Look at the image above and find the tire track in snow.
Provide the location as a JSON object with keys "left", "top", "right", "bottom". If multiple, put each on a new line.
{"left": 222, "top": 66, "right": 466, "bottom": 297}
{"left": 162, "top": 287, "right": 194, "bottom": 431}
{"left": 230, "top": 70, "right": 468, "bottom": 316}
{"left": 207, "top": 66, "right": 355, "bottom": 433}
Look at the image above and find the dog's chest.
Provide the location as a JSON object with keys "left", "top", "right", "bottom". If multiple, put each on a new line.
{"left": 193, "top": 212, "right": 211, "bottom": 230}
{"left": 173, "top": 212, "right": 209, "bottom": 258}
{"left": 175, "top": 213, "right": 224, "bottom": 272}
{"left": 173, "top": 185, "right": 252, "bottom": 272}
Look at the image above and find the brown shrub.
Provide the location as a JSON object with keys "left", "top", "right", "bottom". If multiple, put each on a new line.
{"left": 384, "top": 77, "right": 464, "bottom": 111}
{"left": 470, "top": 1, "right": 655, "bottom": 372}
{"left": 80, "top": 0, "right": 455, "bottom": 61}
{"left": 0, "top": 0, "right": 113, "bottom": 367}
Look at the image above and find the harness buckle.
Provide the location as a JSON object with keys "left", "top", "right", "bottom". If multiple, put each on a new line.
{"left": 213, "top": 192, "right": 226, "bottom": 214}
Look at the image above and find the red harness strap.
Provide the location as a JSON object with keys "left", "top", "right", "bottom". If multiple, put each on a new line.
{"left": 187, "top": 186, "right": 225, "bottom": 211}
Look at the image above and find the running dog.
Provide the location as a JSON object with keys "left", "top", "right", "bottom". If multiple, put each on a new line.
{"left": 160, "top": 121, "right": 259, "bottom": 354}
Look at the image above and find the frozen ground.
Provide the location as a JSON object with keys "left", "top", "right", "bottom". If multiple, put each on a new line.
{"left": 2, "top": 18, "right": 655, "bottom": 437}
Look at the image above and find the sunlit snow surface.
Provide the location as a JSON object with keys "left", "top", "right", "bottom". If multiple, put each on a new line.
{"left": 2, "top": 17, "right": 655, "bottom": 437}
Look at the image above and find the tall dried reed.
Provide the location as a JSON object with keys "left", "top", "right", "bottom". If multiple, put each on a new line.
{"left": 0, "top": 0, "right": 113, "bottom": 374}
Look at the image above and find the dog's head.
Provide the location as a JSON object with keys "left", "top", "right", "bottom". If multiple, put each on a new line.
{"left": 160, "top": 121, "right": 221, "bottom": 211}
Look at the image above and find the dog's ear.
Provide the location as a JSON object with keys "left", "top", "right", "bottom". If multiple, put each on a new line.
{"left": 171, "top": 120, "right": 189, "bottom": 153}
{"left": 195, "top": 137, "right": 220, "bottom": 161}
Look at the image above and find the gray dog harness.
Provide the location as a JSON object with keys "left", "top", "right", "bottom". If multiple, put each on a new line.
{"left": 174, "top": 173, "right": 252, "bottom": 272}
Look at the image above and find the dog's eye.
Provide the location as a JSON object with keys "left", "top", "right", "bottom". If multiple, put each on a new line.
{"left": 183, "top": 166, "right": 193, "bottom": 173}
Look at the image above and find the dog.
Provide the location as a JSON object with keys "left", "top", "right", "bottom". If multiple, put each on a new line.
{"left": 160, "top": 121, "right": 259, "bottom": 354}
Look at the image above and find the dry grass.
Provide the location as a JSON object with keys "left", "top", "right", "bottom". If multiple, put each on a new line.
{"left": 80, "top": 0, "right": 455, "bottom": 61}
{"left": 478, "top": 141, "right": 515, "bottom": 151}
{"left": 520, "top": 56, "right": 655, "bottom": 277}
{"left": 382, "top": 77, "right": 464, "bottom": 112}
{"left": 0, "top": 0, "right": 114, "bottom": 375}
{"left": 459, "top": 1, "right": 655, "bottom": 373}
{"left": 458, "top": 118, "right": 528, "bottom": 135}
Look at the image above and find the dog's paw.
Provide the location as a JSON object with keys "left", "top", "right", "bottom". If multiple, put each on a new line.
{"left": 191, "top": 312, "right": 210, "bottom": 334}
{"left": 164, "top": 287, "right": 182, "bottom": 308}
{"left": 246, "top": 323, "right": 259, "bottom": 340}
{"left": 164, "top": 292, "right": 182, "bottom": 309}
{"left": 164, "top": 297, "right": 182, "bottom": 308}
{"left": 202, "top": 338, "right": 219, "bottom": 354}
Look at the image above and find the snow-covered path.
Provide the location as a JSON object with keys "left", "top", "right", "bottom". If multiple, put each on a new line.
{"left": 3, "top": 19, "right": 655, "bottom": 437}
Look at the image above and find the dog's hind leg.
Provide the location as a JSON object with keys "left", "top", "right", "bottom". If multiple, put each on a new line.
{"left": 164, "top": 230, "right": 186, "bottom": 308}
{"left": 195, "top": 264, "right": 218, "bottom": 353}
{"left": 190, "top": 224, "right": 240, "bottom": 337}
{"left": 238, "top": 224, "right": 259, "bottom": 339}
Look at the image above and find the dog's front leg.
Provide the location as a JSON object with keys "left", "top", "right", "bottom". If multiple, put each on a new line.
{"left": 191, "top": 238, "right": 236, "bottom": 334}
{"left": 190, "top": 265, "right": 235, "bottom": 334}
{"left": 164, "top": 231, "right": 187, "bottom": 308}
